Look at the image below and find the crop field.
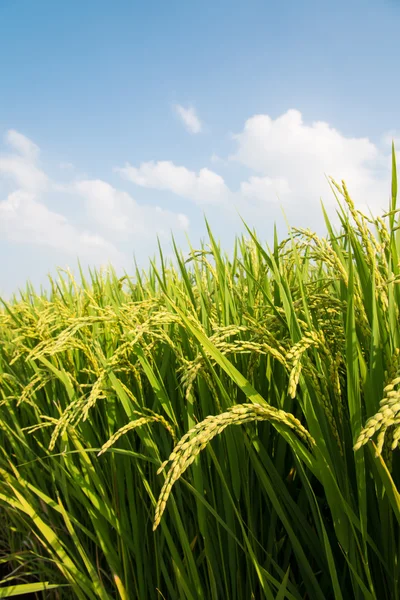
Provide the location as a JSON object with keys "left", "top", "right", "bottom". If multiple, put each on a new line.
{"left": 1, "top": 159, "right": 400, "bottom": 599}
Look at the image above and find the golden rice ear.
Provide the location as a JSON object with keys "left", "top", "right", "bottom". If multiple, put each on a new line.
{"left": 153, "top": 403, "right": 314, "bottom": 530}
{"left": 354, "top": 371, "right": 400, "bottom": 454}
{"left": 97, "top": 414, "right": 176, "bottom": 457}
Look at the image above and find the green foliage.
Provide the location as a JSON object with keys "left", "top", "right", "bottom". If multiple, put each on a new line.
{"left": 0, "top": 150, "right": 400, "bottom": 598}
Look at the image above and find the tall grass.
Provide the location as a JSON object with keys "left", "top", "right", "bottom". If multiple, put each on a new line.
{"left": 0, "top": 152, "right": 399, "bottom": 598}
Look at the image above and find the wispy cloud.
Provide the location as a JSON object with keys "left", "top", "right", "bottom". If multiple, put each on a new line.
{"left": 59, "top": 161, "right": 75, "bottom": 171}
{"left": 174, "top": 104, "right": 202, "bottom": 134}
{"left": 210, "top": 153, "right": 228, "bottom": 166}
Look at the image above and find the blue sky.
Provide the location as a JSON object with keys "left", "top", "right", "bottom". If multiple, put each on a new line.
{"left": 1, "top": 0, "right": 399, "bottom": 296}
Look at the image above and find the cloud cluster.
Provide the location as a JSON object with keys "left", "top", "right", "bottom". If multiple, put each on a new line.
{"left": 1, "top": 108, "right": 395, "bottom": 296}
{"left": 232, "top": 109, "right": 389, "bottom": 213}
{"left": 116, "top": 109, "right": 392, "bottom": 220}
{"left": 0, "top": 131, "right": 189, "bottom": 269}
{"left": 112, "top": 109, "right": 393, "bottom": 236}
{"left": 0, "top": 133, "right": 124, "bottom": 265}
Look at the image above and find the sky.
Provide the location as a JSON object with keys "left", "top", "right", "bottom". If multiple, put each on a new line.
{"left": 1, "top": 0, "right": 400, "bottom": 297}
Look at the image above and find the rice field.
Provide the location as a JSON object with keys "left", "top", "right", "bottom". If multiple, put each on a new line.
{"left": 0, "top": 154, "right": 400, "bottom": 598}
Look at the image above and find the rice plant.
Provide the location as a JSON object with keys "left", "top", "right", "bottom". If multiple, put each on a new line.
{"left": 0, "top": 147, "right": 399, "bottom": 598}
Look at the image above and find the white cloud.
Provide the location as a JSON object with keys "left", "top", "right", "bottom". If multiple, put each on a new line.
{"left": 0, "top": 190, "right": 122, "bottom": 263}
{"left": 6, "top": 130, "right": 40, "bottom": 160}
{"left": 75, "top": 180, "right": 130, "bottom": 232}
{"left": 0, "top": 131, "right": 190, "bottom": 274}
{"left": 0, "top": 157, "right": 48, "bottom": 192}
{"left": 116, "top": 161, "right": 228, "bottom": 205}
{"left": 240, "top": 176, "right": 291, "bottom": 201}
{"left": 0, "top": 130, "right": 48, "bottom": 192}
{"left": 74, "top": 179, "right": 189, "bottom": 237}
{"left": 231, "top": 109, "right": 389, "bottom": 213}
{"left": 174, "top": 104, "right": 202, "bottom": 134}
